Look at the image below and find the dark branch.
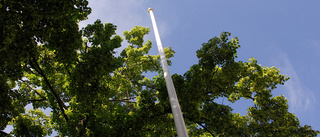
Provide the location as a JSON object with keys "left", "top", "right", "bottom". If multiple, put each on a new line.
{"left": 85, "top": 42, "right": 88, "bottom": 53}
{"left": 28, "top": 98, "right": 47, "bottom": 102}
{"left": 29, "top": 58, "right": 69, "bottom": 122}
{"left": 110, "top": 99, "right": 137, "bottom": 103}
{"left": 0, "top": 121, "right": 8, "bottom": 131}
{"left": 127, "top": 60, "right": 153, "bottom": 68}
{"left": 118, "top": 57, "right": 153, "bottom": 75}
{"left": 115, "top": 96, "right": 137, "bottom": 100}
{"left": 119, "top": 58, "right": 129, "bottom": 75}
{"left": 109, "top": 93, "right": 158, "bottom": 103}
{"left": 78, "top": 115, "right": 89, "bottom": 137}
{"left": 20, "top": 79, "right": 47, "bottom": 100}
{"left": 110, "top": 96, "right": 137, "bottom": 103}
{"left": 131, "top": 80, "right": 161, "bottom": 91}
{"left": 245, "top": 95, "right": 255, "bottom": 101}
{"left": 196, "top": 122, "right": 215, "bottom": 137}
{"left": 66, "top": 67, "right": 72, "bottom": 77}
{"left": 0, "top": 130, "right": 9, "bottom": 136}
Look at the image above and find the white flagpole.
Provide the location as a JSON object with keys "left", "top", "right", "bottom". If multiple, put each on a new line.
{"left": 148, "top": 8, "right": 189, "bottom": 137}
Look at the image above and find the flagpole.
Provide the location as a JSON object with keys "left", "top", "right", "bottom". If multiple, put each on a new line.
{"left": 148, "top": 8, "right": 188, "bottom": 137}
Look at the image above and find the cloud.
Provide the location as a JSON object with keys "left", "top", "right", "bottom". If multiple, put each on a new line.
{"left": 79, "top": 0, "right": 177, "bottom": 42}
{"left": 310, "top": 40, "right": 320, "bottom": 56}
{"left": 274, "top": 51, "right": 316, "bottom": 112}
{"left": 78, "top": 0, "right": 150, "bottom": 53}
{"left": 78, "top": 0, "right": 179, "bottom": 57}
{"left": 79, "top": 0, "right": 147, "bottom": 30}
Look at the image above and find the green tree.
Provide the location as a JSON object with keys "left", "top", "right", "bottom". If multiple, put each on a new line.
{"left": 1, "top": 1, "right": 318, "bottom": 136}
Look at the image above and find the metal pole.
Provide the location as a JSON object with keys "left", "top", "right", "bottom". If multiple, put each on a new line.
{"left": 148, "top": 8, "right": 189, "bottom": 137}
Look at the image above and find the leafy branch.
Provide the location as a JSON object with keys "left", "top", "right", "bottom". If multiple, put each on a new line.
{"left": 109, "top": 93, "right": 158, "bottom": 103}
{"left": 77, "top": 115, "right": 89, "bottom": 137}
{"left": 20, "top": 79, "right": 48, "bottom": 101}
{"left": 196, "top": 122, "right": 215, "bottom": 137}
{"left": 29, "top": 58, "right": 69, "bottom": 122}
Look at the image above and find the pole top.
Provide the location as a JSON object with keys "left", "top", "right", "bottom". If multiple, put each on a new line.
{"left": 148, "top": 8, "right": 153, "bottom": 13}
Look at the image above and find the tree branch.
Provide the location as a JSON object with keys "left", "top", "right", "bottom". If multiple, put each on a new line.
{"left": 110, "top": 96, "right": 137, "bottom": 103}
{"left": 0, "top": 120, "right": 8, "bottom": 131}
{"left": 110, "top": 99, "right": 137, "bottom": 103}
{"left": 0, "top": 130, "right": 9, "bottom": 136}
{"left": 127, "top": 60, "right": 153, "bottom": 68}
{"left": 78, "top": 115, "right": 89, "bottom": 137}
{"left": 85, "top": 42, "right": 88, "bottom": 53}
{"left": 196, "top": 122, "right": 215, "bottom": 137}
{"left": 118, "top": 57, "right": 153, "bottom": 75}
{"left": 109, "top": 93, "right": 158, "bottom": 103}
{"left": 131, "top": 80, "right": 161, "bottom": 91}
{"left": 119, "top": 59, "right": 128, "bottom": 75}
{"left": 29, "top": 58, "right": 69, "bottom": 122}
{"left": 28, "top": 98, "right": 47, "bottom": 102}
{"left": 245, "top": 95, "right": 255, "bottom": 101}
{"left": 66, "top": 67, "right": 72, "bottom": 77}
{"left": 20, "top": 79, "right": 47, "bottom": 100}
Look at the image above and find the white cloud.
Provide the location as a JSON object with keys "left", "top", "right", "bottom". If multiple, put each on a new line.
{"left": 78, "top": 1, "right": 147, "bottom": 53}
{"left": 78, "top": 0, "right": 177, "bottom": 55}
{"left": 79, "top": 0, "right": 148, "bottom": 30}
{"left": 79, "top": 0, "right": 177, "bottom": 41}
{"left": 310, "top": 40, "right": 320, "bottom": 56}
{"left": 273, "top": 51, "right": 315, "bottom": 112}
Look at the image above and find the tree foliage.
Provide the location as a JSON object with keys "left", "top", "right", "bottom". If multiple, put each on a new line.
{"left": 1, "top": 0, "right": 319, "bottom": 136}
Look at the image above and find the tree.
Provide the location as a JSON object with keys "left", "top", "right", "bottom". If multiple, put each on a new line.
{"left": 1, "top": 1, "right": 318, "bottom": 136}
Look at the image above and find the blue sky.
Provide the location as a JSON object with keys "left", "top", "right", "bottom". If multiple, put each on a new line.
{"left": 79, "top": 0, "right": 320, "bottom": 131}
{"left": 4, "top": 0, "right": 319, "bottom": 135}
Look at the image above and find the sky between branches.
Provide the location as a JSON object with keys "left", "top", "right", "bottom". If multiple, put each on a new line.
{"left": 78, "top": 0, "right": 320, "bottom": 131}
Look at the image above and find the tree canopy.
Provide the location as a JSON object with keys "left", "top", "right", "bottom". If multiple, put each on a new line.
{"left": 1, "top": 0, "right": 319, "bottom": 136}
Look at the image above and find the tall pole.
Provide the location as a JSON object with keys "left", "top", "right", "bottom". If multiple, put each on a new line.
{"left": 148, "top": 8, "right": 188, "bottom": 137}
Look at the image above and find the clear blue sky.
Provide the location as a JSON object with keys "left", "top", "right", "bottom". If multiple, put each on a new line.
{"left": 5, "top": 0, "right": 319, "bottom": 135}
{"left": 79, "top": 0, "right": 320, "bottom": 132}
